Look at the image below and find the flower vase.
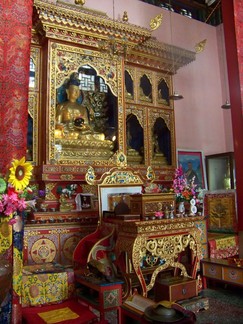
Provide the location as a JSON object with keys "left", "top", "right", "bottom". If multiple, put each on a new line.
{"left": 178, "top": 201, "right": 185, "bottom": 214}
{"left": 189, "top": 198, "right": 197, "bottom": 216}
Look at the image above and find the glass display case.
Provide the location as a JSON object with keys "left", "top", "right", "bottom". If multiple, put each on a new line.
{"left": 205, "top": 152, "right": 235, "bottom": 190}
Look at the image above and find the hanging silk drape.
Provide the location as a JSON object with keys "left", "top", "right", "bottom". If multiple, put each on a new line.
{"left": 0, "top": 0, "right": 33, "bottom": 174}
{"left": 0, "top": 1, "right": 33, "bottom": 323}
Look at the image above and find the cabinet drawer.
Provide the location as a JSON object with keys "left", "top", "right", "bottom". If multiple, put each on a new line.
{"left": 155, "top": 277, "right": 198, "bottom": 302}
{"left": 222, "top": 267, "right": 243, "bottom": 285}
{"left": 202, "top": 263, "right": 222, "bottom": 280}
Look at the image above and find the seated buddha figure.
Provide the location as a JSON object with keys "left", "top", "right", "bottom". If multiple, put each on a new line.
{"left": 55, "top": 75, "right": 93, "bottom": 139}
{"left": 54, "top": 73, "right": 114, "bottom": 159}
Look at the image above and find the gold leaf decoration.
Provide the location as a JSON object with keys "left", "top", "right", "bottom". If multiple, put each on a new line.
{"left": 150, "top": 13, "right": 163, "bottom": 31}
{"left": 195, "top": 39, "right": 207, "bottom": 53}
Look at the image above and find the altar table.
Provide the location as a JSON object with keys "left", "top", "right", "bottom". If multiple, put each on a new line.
{"left": 107, "top": 216, "right": 204, "bottom": 298}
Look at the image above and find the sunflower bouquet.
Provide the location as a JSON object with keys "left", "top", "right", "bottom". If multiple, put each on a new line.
{"left": 0, "top": 157, "right": 33, "bottom": 217}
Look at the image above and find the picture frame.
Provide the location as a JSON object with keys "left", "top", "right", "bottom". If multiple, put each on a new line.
{"left": 75, "top": 193, "right": 94, "bottom": 211}
{"left": 177, "top": 150, "right": 207, "bottom": 189}
{"left": 203, "top": 190, "right": 237, "bottom": 233}
{"left": 98, "top": 185, "right": 142, "bottom": 216}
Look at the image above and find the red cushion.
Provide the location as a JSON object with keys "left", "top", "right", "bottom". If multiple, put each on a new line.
{"left": 22, "top": 299, "right": 98, "bottom": 324}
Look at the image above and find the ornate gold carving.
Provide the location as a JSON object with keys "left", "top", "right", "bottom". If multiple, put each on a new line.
{"left": 85, "top": 166, "right": 96, "bottom": 185}
{"left": 146, "top": 166, "right": 155, "bottom": 182}
{"left": 115, "top": 217, "right": 203, "bottom": 297}
{"left": 101, "top": 170, "right": 143, "bottom": 185}
{"left": 195, "top": 39, "right": 207, "bottom": 53}
{"left": 28, "top": 46, "right": 41, "bottom": 165}
{"left": 34, "top": 0, "right": 151, "bottom": 49}
{"left": 150, "top": 13, "right": 163, "bottom": 31}
{"left": 109, "top": 151, "right": 127, "bottom": 168}
{"left": 48, "top": 42, "right": 123, "bottom": 164}
{"left": 45, "top": 183, "right": 56, "bottom": 201}
{"left": 60, "top": 174, "right": 74, "bottom": 181}
{"left": 81, "top": 184, "right": 98, "bottom": 196}
{"left": 74, "top": 0, "right": 85, "bottom": 5}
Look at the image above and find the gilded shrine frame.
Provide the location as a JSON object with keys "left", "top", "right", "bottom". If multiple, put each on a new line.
{"left": 48, "top": 41, "right": 124, "bottom": 165}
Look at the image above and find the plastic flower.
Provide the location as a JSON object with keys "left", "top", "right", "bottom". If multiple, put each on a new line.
{"left": 154, "top": 211, "right": 164, "bottom": 218}
{"left": 172, "top": 165, "right": 197, "bottom": 202}
{"left": 8, "top": 157, "right": 33, "bottom": 191}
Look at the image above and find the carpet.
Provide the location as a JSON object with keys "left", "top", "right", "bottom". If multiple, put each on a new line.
{"left": 196, "top": 287, "right": 243, "bottom": 324}
{"left": 22, "top": 299, "right": 99, "bottom": 324}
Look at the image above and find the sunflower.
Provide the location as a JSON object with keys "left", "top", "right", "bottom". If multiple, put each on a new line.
{"left": 8, "top": 157, "right": 33, "bottom": 191}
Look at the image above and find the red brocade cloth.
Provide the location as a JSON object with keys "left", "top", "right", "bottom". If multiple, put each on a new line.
{"left": 207, "top": 232, "right": 239, "bottom": 259}
{"left": 22, "top": 299, "right": 99, "bottom": 324}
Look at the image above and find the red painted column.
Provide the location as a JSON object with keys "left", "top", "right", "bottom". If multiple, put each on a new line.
{"left": 0, "top": 0, "right": 33, "bottom": 174}
{"left": 221, "top": 0, "right": 243, "bottom": 256}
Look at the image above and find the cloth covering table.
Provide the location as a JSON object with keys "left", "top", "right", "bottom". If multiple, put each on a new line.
{"left": 207, "top": 232, "right": 239, "bottom": 259}
{"left": 22, "top": 263, "right": 75, "bottom": 307}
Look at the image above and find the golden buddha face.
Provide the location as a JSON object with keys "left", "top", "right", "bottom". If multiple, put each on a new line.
{"left": 66, "top": 84, "right": 80, "bottom": 102}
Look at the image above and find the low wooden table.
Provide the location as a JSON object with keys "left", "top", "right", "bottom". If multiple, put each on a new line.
{"left": 75, "top": 274, "right": 123, "bottom": 322}
{"left": 201, "top": 258, "right": 243, "bottom": 288}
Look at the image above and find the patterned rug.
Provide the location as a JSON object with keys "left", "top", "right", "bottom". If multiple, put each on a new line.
{"left": 196, "top": 287, "right": 243, "bottom": 324}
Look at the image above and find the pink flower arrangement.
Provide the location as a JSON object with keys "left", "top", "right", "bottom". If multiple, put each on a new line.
{"left": 172, "top": 166, "right": 197, "bottom": 202}
{"left": 154, "top": 211, "right": 164, "bottom": 218}
{"left": 0, "top": 186, "right": 27, "bottom": 216}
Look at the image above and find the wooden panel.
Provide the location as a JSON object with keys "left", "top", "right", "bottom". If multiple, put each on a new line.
{"left": 23, "top": 222, "right": 97, "bottom": 266}
{"left": 130, "top": 193, "right": 175, "bottom": 217}
{"left": 202, "top": 263, "right": 222, "bottom": 280}
{"left": 222, "top": 266, "right": 243, "bottom": 285}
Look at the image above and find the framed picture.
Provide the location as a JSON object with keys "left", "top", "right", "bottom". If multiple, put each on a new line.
{"left": 177, "top": 150, "right": 207, "bottom": 189}
{"left": 204, "top": 190, "right": 237, "bottom": 233}
{"left": 98, "top": 185, "right": 142, "bottom": 216}
{"left": 75, "top": 193, "right": 94, "bottom": 210}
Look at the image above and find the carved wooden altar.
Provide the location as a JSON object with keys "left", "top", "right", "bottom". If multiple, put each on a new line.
{"left": 28, "top": 0, "right": 196, "bottom": 207}
{"left": 109, "top": 216, "right": 203, "bottom": 298}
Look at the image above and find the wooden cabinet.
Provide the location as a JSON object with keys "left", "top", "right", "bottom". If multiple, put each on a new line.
{"left": 23, "top": 221, "right": 97, "bottom": 266}
{"left": 201, "top": 258, "right": 243, "bottom": 288}
{"left": 130, "top": 193, "right": 175, "bottom": 217}
{"left": 30, "top": 0, "right": 195, "bottom": 184}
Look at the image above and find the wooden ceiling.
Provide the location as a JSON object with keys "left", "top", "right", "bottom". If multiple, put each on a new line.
{"left": 140, "top": 0, "right": 222, "bottom": 26}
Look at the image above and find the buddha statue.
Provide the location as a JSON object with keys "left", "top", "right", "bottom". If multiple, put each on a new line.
{"left": 55, "top": 73, "right": 114, "bottom": 161}
{"left": 55, "top": 74, "right": 93, "bottom": 139}
{"left": 152, "top": 133, "right": 168, "bottom": 165}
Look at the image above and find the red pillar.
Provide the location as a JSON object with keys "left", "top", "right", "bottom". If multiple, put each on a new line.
{"left": 221, "top": 0, "right": 243, "bottom": 256}
{"left": 0, "top": 0, "right": 33, "bottom": 174}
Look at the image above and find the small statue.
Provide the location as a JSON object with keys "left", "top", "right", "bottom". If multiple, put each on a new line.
{"left": 153, "top": 134, "right": 161, "bottom": 154}
{"left": 59, "top": 193, "right": 73, "bottom": 212}
{"left": 122, "top": 11, "right": 129, "bottom": 22}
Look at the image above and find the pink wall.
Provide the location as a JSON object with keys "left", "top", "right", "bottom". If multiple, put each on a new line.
{"left": 61, "top": 0, "right": 234, "bottom": 156}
